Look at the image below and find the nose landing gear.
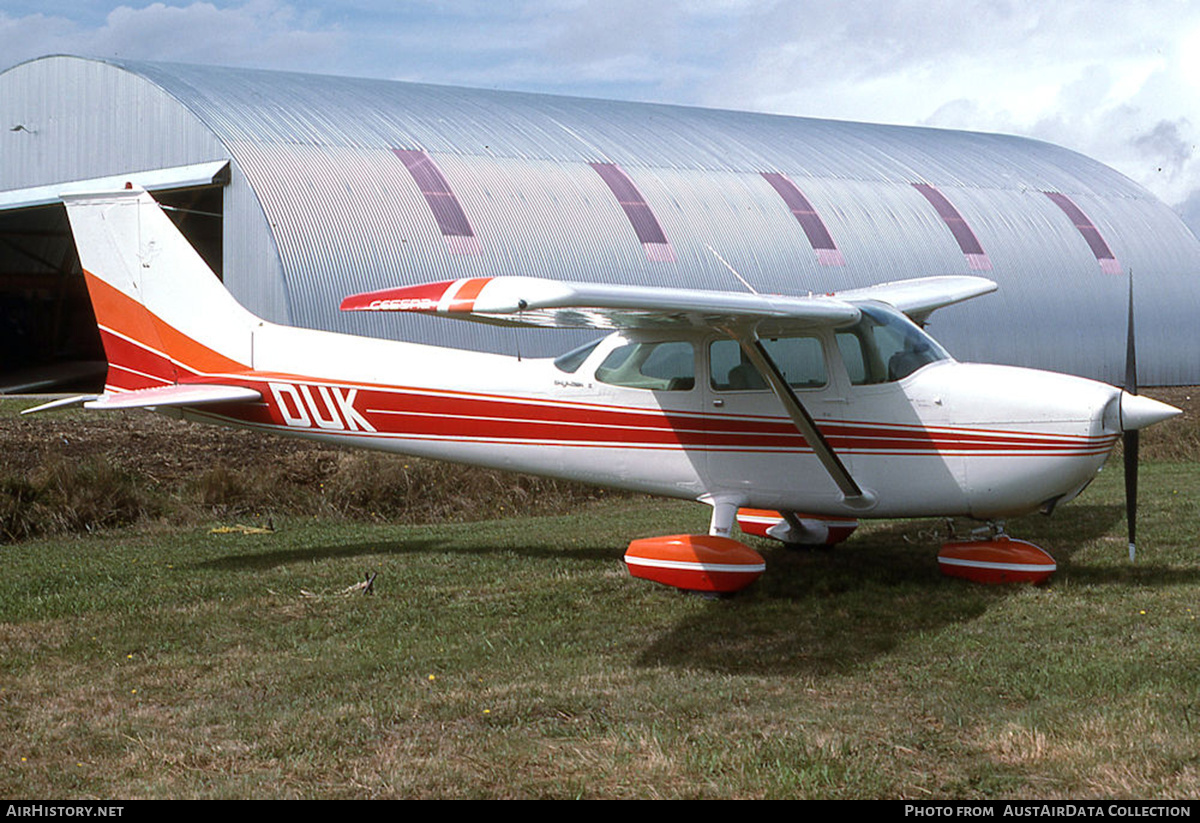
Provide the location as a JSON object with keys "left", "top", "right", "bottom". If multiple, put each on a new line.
{"left": 937, "top": 521, "right": 1056, "bottom": 584}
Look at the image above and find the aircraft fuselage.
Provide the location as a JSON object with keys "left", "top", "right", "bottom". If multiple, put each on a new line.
{"left": 172, "top": 317, "right": 1121, "bottom": 522}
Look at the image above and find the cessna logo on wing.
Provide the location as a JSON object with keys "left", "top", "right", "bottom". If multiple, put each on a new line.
{"left": 268, "top": 382, "right": 376, "bottom": 432}
{"left": 365, "top": 297, "right": 439, "bottom": 311}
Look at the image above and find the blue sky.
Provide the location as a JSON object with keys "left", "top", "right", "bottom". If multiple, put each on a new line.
{"left": 3, "top": 1, "right": 1200, "bottom": 232}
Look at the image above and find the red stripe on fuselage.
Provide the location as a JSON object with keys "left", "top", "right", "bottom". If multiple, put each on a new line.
{"left": 96, "top": 328, "right": 177, "bottom": 391}
{"left": 92, "top": 295, "right": 1111, "bottom": 458}
{"left": 184, "top": 375, "right": 1115, "bottom": 457}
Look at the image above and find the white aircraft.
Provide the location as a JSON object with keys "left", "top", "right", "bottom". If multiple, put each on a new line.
{"left": 30, "top": 188, "right": 1180, "bottom": 593}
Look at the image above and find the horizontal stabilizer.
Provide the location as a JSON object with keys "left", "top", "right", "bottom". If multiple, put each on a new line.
{"left": 82, "top": 383, "right": 262, "bottom": 411}
{"left": 341, "top": 276, "right": 861, "bottom": 331}
{"left": 20, "top": 395, "right": 102, "bottom": 415}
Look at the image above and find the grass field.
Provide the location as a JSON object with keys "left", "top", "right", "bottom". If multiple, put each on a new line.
{"left": 2, "top": 450, "right": 1199, "bottom": 798}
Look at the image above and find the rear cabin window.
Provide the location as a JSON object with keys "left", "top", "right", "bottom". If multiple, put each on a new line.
{"left": 709, "top": 336, "right": 826, "bottom": 391}
{"left": 594, "top": 340, "right": 695, "bottom": 391}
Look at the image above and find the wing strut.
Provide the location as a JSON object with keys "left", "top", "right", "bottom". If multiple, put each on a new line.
{"left": 736, "top": 335, "right": 877, "bottom": 510}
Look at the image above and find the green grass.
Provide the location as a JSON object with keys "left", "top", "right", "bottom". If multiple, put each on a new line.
{"left": 2, "top": 460, "right": 1198, "bottom": 799}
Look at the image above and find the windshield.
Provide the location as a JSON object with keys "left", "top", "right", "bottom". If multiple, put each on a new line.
{"left": 835, "top": 303, "right": 950, "bottom": 384}
{"left": 553, "top": 339, "right": 602, "bottom": 373}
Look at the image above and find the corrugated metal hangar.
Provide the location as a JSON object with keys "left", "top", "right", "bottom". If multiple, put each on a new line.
{"left": 2, "top": 54, "right": 1198, "bottom": 390}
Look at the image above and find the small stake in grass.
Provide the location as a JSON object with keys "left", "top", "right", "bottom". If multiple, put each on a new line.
{"left": 299, "top": 572, "right": 377, "bottom": 599}
{"left": 340, "top": 572, "right": 377, "bottom": 596}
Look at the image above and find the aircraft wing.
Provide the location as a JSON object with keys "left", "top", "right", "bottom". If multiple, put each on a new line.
{"left": 829, "top": 275, "right": 996, "bottom": 324}
{"left": 340, "top": 276, "right": 861, "bottom": 330}
{"left": 341, "top": 274, "right": 995, "bottom": 329}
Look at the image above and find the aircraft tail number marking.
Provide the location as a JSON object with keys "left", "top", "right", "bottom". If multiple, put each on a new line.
{"left": 268, "top": 382, "right": 376, "bottom": 432}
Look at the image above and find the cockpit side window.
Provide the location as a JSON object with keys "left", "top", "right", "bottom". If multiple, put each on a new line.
{"left": 835, "top": 304, "right": 950, "bottom": 385}
{"left": 595, "top": 340, "right": 696, "bottom": 391}
{"left": 709, "top": 336, "right": 827, "bottom": 391}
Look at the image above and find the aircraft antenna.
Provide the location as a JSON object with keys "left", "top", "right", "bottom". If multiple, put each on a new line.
{"left": 706, "top": 244, "right": 758, "bottom": 295}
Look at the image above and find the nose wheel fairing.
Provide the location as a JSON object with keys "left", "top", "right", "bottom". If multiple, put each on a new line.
{"left": 937, "top": 536, "right": 1057, "bottom": 585}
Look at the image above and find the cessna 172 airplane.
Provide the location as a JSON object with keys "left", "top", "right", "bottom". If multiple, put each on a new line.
{"left": 28, "top": 187, "right": 1181, "bottom": 593}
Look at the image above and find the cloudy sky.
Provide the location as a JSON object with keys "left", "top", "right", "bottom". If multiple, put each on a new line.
{"left": 3, "top": 1, "right": 1199, "bottom": 233}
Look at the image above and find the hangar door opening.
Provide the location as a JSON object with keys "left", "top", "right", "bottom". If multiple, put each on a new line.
{"left": 0, "top": 162, "right": 229, "bottom": 394}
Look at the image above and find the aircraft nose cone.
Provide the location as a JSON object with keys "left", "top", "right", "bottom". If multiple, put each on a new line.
{"left": 1120, "top": 391, "right": 1181, "bottom": 431}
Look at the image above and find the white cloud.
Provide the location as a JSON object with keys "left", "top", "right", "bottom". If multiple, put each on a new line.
{"left": 670, "top": 1, "right": 1200, "bottom": 230}
{"left": 0, "top": 2, "right": 346, "bottom": 72}
{"left": 3, "top": 0, "right": 1199, "bottom": 234}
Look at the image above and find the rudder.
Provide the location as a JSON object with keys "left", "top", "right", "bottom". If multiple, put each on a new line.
{"left": 62, "top": 188, "right": 258, "bottom": 391}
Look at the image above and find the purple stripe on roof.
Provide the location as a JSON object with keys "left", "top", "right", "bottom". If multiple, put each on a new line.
{"left": 393, "top": 148, "right": 481, "bottom": 254}
{"left": 761, "top": 172, "right": 844, "bottom": 266}
{"left": 1043, "top": 191, "right": 1122, "bottom": 274}
{"left": 590, "top": 162, "right": 675, "bottom": 262}
{"left": 912, "top": 183, "right": 992, "bottom": 271}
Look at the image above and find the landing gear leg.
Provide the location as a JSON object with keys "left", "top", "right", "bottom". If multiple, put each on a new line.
{"left": 970, "top": 520, "right": 1007, "bottom": 540}
{"left": 706, "top": 497, "right": 740, "bottom": 538}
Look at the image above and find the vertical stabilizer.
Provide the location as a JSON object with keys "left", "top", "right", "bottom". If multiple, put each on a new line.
{"left": 62, "top": 188, "right": 258, "bottom": 392}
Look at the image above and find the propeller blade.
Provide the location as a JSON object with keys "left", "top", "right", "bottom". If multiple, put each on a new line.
{"left": 1124, "top": 273, "right": 1138, "bottom": 562}
{"left": 1125, "top": 274, "right": 1137, "bottom": 395}
{"left": 1125, "top": 428, "right": 1138, "bottom": 562}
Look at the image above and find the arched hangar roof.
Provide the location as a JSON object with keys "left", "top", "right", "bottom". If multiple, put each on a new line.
{"left": 2, "top": 55, "right": 1198, "bottom": 384}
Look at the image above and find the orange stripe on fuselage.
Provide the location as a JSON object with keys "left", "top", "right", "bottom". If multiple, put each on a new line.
{"left": 83, "top": 270, "right": 248, "bottom": 379}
